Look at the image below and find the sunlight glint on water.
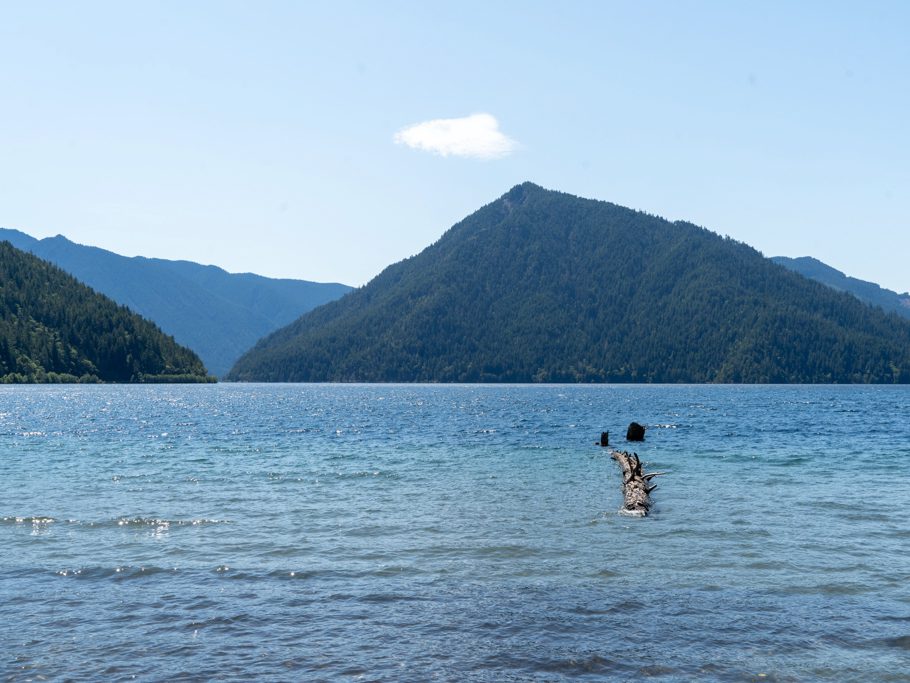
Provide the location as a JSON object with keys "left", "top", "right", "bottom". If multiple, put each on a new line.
{"left": 1, "top": 384, "right": 909, "bottom": 681}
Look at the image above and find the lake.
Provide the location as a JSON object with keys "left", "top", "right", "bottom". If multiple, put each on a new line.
{"left": 1, "top": 384, "right": 909, "bottom": 681}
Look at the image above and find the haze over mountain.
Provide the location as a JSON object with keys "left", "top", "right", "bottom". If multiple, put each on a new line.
{"left": 772, "top": 256, "right": 910, "bottom": 320}
{"left": 228, "top": 183, "right": 910, "bottom": 384}
{"left": 1, "top": 242, "right": 210, "bottom": 383}
{"left": 0, "top": 229, "right": 352, "bottom": 377}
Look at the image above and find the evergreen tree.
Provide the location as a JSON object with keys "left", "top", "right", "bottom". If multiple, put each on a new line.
{"left": 0, "top": 241, "right": 213, "bottom": 383}
{"left": 228, "top": 183, "right": 910, "bottom": 384}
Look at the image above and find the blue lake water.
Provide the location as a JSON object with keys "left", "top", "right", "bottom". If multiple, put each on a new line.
{"left": 1, "top": 384, "right": 909, "bottom": 681}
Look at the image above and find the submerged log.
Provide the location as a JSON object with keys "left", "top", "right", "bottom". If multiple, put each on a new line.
{"left": 611, "top": 449, "right": 661, "bottom": 516}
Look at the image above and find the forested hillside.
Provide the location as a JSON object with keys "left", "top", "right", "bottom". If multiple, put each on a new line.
{"left": 772, "top": 256, "right": 910, "bottom": 320}
{"left": 0, "top": 229, "right": 352, "bottom": 376}
{"left": 228, "top": 183, "right": 910, "bottom": 384}
{"left": 1, "top": 241, "right": 211, "bottom": 383}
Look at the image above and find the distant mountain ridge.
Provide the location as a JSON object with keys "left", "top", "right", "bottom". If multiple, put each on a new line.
{"left": 1, "top": 242, "right": 210, "bottom": 382}
{"left": 228, "top": 182, "right": 910, "bottom": 383}
{"left": 772, "top": 256, "right": 910, "bottom": 320}
{"left": 0, "top": 229, "right": 352, "bottom": 376}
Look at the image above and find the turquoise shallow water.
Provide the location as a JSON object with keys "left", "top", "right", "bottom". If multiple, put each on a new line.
{"left": 1, "top": 384, "right": 909, "bottom": 681}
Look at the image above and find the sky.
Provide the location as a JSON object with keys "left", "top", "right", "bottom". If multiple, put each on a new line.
{"left": 1, "top": 1, "right": 908, "bottom": 292}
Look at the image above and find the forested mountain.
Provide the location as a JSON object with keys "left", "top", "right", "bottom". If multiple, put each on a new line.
{"left": 0, "top": 229, "right": 352, "bottom": 376}
{"left": 228, "top": 183, "right": 910, "bottom": 384}
{"left": 1, "top": 242, "right": 211, "bottom": 383}
{"left": 772, "top": 256, "right": 910, "bottom": 320}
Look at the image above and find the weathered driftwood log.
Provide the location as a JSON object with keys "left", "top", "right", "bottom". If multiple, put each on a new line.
{"left": 611, "top": 449, "right": 664, "bottom": 516}
{"left": 626, "top": 422, "right": 646, "bottom": 441}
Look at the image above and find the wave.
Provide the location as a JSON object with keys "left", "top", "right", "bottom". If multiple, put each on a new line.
{"left": 111, "top": 517, "right": 228, "bottom": 528}
{"left": 0, "top": 515, "right": 61, "bottom": 525}
{"left": 55, "top": 565, "right": 178, "bottom": 580}
{"left": 1, "top": 515, "right": 229, "bottom": 528}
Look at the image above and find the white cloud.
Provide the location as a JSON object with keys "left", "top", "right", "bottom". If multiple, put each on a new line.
{"left": 393, "top": 113, "right": 518, "bottom": 160}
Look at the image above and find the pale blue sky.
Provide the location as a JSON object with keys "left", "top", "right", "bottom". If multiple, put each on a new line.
{"left": 1, "top": 1, "right": 907, "bottom": 291}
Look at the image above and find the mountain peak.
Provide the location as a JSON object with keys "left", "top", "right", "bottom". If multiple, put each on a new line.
{"left": 3, "top": 228, "right": 353, "bottom": 376}
{"left": 229, "top": 186, "right": 910, "bottom": 383}
{"left": 508, "top": 180, "right": 545, "bottom": 194}
{"left": 0, "top": 227, "right": 39, "bottom": 247}
{"left": 501, "top": 181, "right": 545, "bottom": 208}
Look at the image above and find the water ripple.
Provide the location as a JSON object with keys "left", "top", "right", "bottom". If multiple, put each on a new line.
{"left": 1, "top": 384, "right": 909, "bottom": 681}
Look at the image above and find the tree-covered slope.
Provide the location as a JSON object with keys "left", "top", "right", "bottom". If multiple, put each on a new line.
{"left": 0, "top": 229, "right": 352, "bottom": 377}
{"left": 772, "top": 256, "right": 910, "bottom": 320}
{"left": 1, "top": 241, "right": 211, "bottom": 383}
{"left": 227, "top": 183, "right": 910, "bottom": 383}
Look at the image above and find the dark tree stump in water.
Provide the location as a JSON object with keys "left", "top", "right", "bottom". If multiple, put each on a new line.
{"left": 611, "top": 450, "right": 663, "bottom": 517}
{"left": 626, "top": 422, "right": 646, "bottom": 441}
{"left": 599, "top": 431, "right": 609, "bottom": 447}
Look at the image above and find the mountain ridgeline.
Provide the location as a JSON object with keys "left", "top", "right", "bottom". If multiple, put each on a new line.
{"left": 0, "top": 229, "right": 352, "bottom": 377}
{"left": 1, "top": 241, "right": 211, "bottom": 383}
{"left": 772, "top": 256, "right": 910, "bottom": 320}
{"left": 228, "top": 183, "right": 910, "bottom": 384}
